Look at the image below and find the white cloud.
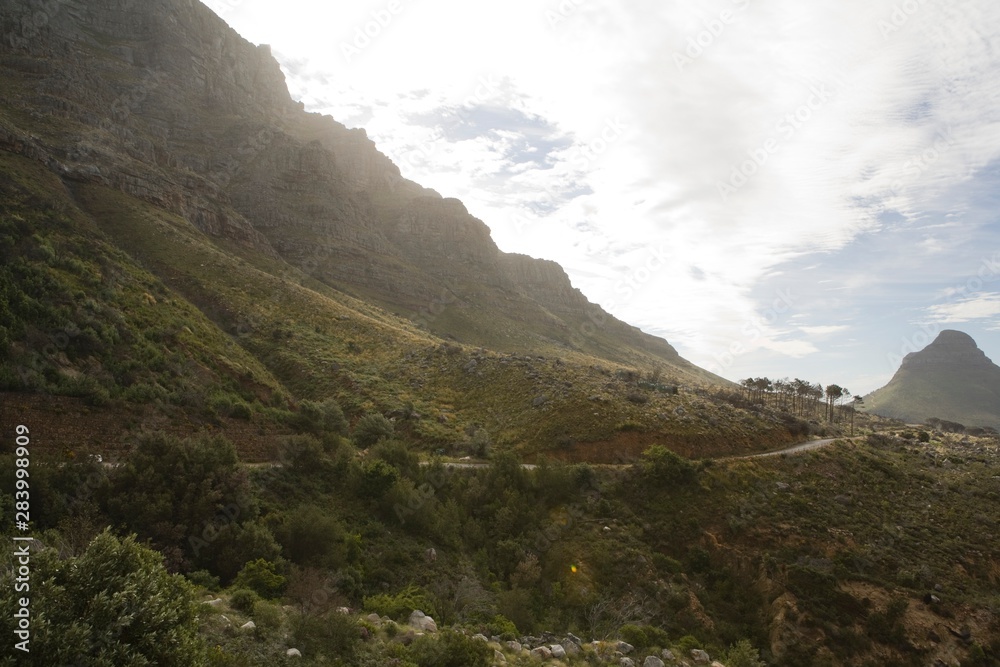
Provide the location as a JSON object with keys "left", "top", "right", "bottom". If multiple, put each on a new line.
{"left": 213, "top": 0, "right": 1000, "bottom": 387}
{"left": 927, "top": 294, "right": 1000, "bottom": 323}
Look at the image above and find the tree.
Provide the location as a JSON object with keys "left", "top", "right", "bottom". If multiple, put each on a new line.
{"left": 0, "top": 530, "right": 206, "bottom": 665}
{"left": 850, "top": 395, "right": 864, "bottom": 436}
{"left": 352, "top": 413, "right": 395, "bottom": 448}
{"left": 824, "top": 384, "right": 843, "bottom": 422}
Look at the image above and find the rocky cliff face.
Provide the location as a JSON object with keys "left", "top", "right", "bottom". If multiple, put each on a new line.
{"left": 865, "top": 330, "right": 1000, "bottom": 429}
{"left": 0, "top": 0, "right": 708, "bottom": 374}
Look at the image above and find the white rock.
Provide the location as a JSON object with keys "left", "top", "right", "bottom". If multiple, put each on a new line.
{"left": 506, "top": 641, "right": 523, "bottom": 652}
{"left": 621, "top": 659, "right": 635, "bottom": 667}
{"left": 286, "top": 648, "right": 302, "bottom": 658}
{"left": 690, "top": 649, "right": 711, "bottom": 664}
{"left": 335, "top": 606, "right": 350, "bottom": 614}
{"left": 473, "top": 634, "right": 489, "bottom": 642}
{"left": 550, "top": 644, "right": 566, "bottom": 658}
{"left": 408, "top": 610, "right": 438, "bottom": 633}
{"left": 240, "top": 620, "right": 256, "bottom": 632}
{"left": 203, "top": 598, "right": 223, "bottom": 607}
{"left": 644, "top": 656, "right": 665, "bottom": 667}
{"left": 494, "top": 649, "right": 507, "bottom": 664}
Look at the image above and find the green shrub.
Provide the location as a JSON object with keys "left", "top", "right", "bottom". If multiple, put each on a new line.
{"left": 233, "top": 558, "right": 285, "bottom": 599}
{"left": 187, "top": 569, "right": 220, "bottom": 591}
{"left": 353, "top": 413, "right": 395, "bottom": 447}
{"left": 229, "top": 588, "right": 259, "bottom": 614}
{"left": 641, "top": 445, "right": 698, "bottom": 485}
{"left": 724, "top": 639, "right": 767, "bottom": 667}
{"left": 409, "top": 629, "right": 492, "bottom": 667}
{"left": 363, "top": 585, "right": 436, "bottom": 621}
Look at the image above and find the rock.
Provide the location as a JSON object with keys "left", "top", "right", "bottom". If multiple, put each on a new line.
{"left": 530, "top": 646, "right": 552, "bottom": 660}
{"left": 621, "top": 659, "right": 635, "bottom": 667}
{"left": 564, "top": 642, "right": 581, "bottom": 655}
{"left": 506, "top": 641, "right": 523, "bottom": 652}
{"left": 473, "top": 634, "right": 489, "bottom": 642}
{"left": 286, "top": 648, "right": 302, "bottom": 658}
{"left": 566, "top": 633, "right": 582, "bottom": 646}
{"left": 494, "top": 649, "right": 507, "bottom": 663}
{"left": 775, "top": 482, "right": 790, "bottom": 490}
{"left": 710, "top": 662, "right": 726, "bottom": 667}
{"left": 335, "top": 606, "right": 350, "bottom": 614}
{"left": 644, "top": 657, "right": 665, "bottom": 667}
{"left": 425, "top": 547, "right": 437, "bottom": 562}
{"left": 618, "top": 641, "right": 635, "bottom": 654}
{"left": 203, "top": 598, "right": 223, "bottom": 606}
{"left": 661, "top": 649, "right": 676, "bottom": 661}
{"left": 240, "top": 620, "right": 255, "bottom": 632}
{"left": 532, "top": 395, "right": 548, "bottom": 407}
{"left": 550, "top": 644, "right": 566, "bottom": 658}
{"left": 408, "top": 610, "right": 438, "bottom": 633}
{"left": 690, "top": 649, "right": 710, "bottom": 664}
{"left": 366, "top": 613, "right": 382, "bottom": 625}
{"left": 219, "top": 614, "right": 231, "bottom": 625}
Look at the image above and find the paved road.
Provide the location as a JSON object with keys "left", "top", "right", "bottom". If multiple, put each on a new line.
{"left": 722, "top": 436, "right": 844, "bottom": 461}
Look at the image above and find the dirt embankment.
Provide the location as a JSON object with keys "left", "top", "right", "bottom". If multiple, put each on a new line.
{"left": 0, "top": 392, "right": 287, "bottom": 462}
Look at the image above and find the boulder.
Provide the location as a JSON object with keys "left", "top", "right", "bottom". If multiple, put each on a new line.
{"left": 286, "top": 648, "right": 302, "bottom": 658}
{"left": 530, "top": 646, "right": 552, "bottom": 660}
{"left": 239, "top": 620, "right": 255, "bottom": 632}
{"left": 661, "top": 649, "right": 676, "bottom": 661}
{"left": 550, "top": 644, "right": 566, "bottom": 658}
{"left": 473, "top": 634, "right": 489, "bottom": 642}
{"left": 494, "top": 649, "right": 507, "bottom": 663}
{"left": 621, "top": 659, "right": 635, "bottom": 667}
{"left": 690, "top": 649, "right": 711, "bottom": 664}
{"left": 366, "top": 613, "right": 382, "bottom": 625}
{"left": 618, "top": 641, "right": 635, "bottom": 654}
{"left": 644, "top": 657, "right": 665, "bottom": 667}
{"left": 203, "top": 598, "right": 223, "bottom": 607}
{"left": 408, "top": 610, "right": 438, "bottom": 633}
{"left": 506, "top": 641, "right": 523, "bottom": 652}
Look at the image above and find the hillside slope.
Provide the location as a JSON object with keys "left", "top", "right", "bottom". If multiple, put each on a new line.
{"left": 865, "top": 330, "right": 1000, "bottom": 429}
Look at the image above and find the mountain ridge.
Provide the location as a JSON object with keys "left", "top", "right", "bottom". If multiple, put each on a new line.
{"left": 0, "top": 0, "right": 711, "bottom": 378}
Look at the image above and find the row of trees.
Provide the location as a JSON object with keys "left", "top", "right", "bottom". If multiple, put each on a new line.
{"left": 739, "top": 377, "right": 863, "bottom": 424}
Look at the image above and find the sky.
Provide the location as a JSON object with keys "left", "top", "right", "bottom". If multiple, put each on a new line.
{"left": 205, "top": 0, "right": 1000, "bottom": 395}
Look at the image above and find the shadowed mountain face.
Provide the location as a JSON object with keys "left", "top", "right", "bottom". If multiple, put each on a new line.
{"left": 0, "top": 0, "right": 714, "bottom": 380}
{"left": 865, "top": 330, "right": 1000, "bottom": 429}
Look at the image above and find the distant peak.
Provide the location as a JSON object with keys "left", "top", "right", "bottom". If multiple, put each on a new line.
{"left": 930, "top": 329, "right": 978, "bottom": 348}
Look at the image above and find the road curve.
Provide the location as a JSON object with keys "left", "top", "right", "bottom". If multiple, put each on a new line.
{"left": 720, "top": 436, "right": 844, "bottom": 461}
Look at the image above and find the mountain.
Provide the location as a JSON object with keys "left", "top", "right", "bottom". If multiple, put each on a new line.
{"left": 865, "top": 329, "right": 1000, "bottom": 429}
{"left": 0, "top": 0, "right": 706, "bottom": 374}
{"left": 0, "top": 0, "right": 807, "bottom": 460}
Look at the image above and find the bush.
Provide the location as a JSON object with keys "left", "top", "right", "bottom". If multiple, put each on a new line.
{"left": 229, "top": 588, "right": 260, "bottom": 614}
{"left": 4, "top": 530, "right": 207, "bottom": 664}
{"left": 353, "top": 413, "right": 395, "bottom": 447}
{"left": 233, "top": 559, "right": 286, "bottom": 599}
{"left": 641, "top": 445, "right": 698, "bottom": 485}
{"left": 186, "top": 569, "right": 220, "bottom": 591}
{"left": 363, "top": 585, "right": 436, "bottom": 621}
{"left": 409, "top": 629, "right": 492, "bottom": 667}
{"left": 620, "top": 624, "right": 669, "bottom": 649}
{"left": 297, "top": 398, "right": 348, "bottom": 435}
{"left": 724, "top": 639, "right": 767, "bottom": 667}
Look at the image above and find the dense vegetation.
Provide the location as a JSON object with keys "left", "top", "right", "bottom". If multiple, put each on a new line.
{"left": 2, "top": 420, "right": 998, "bottom": 665}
